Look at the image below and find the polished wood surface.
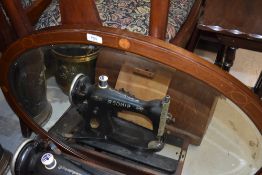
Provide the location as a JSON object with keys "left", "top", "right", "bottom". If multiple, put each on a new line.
{"left": 217, "top": 34, "right": 262, "bottom": 52}
{"left": 1, "top": 0, "right": 32, "bottom": 37}
{"left": 0, "top": 26, "right": 261, "bottom": 173}
{"left": 0, "top": 0, "right": 52, "bottom": 51}
{"left": 115, "top": 60, "right": 172, "bottom": 130}
{"left": 149, "top": 0, "right": 170, "bottom": 40}
{"left": 171, "top": 0, "right": 203, "bottom": 48}
{"left": 25, "top": 0, "right": 52, "bottom": 25}
{"left": 0, "top": 4, "right": 16, "bottom": 51}
{"left": 199, "top": 0, "right": 262, "bottom": 41}
{"left": 1, "top": 0, "right": 52, "bottom": 38}
{"left": 196, "top": 0, "right": 262, "bottom": 71}
{"left": 60, "top": 0, "right": 101, "bottom": 26}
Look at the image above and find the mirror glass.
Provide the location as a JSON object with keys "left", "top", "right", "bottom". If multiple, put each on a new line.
{"left": 7, "top": 44, "right": 262, "bottom": 175}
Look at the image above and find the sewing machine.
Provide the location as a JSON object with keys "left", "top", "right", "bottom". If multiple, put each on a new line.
{"left": 11, "top": 139, "right": 116, "bottom": 175}
{"left": 46, "top": 73, "right": 183, "bottom": 174}
{"left": 10, "top": 74, "right": 183, "bottom": 174}
{"left": 69, "top": 74, "right": 172, "bottom": 151}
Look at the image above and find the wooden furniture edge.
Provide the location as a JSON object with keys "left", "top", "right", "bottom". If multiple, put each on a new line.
{"left": 25, "top": 0, "right": 52, "bottom": 26}
{"left": 1, "top": 25, "right": 261, "bottom": 135}
{"left": 1, "top": 0, "right": 32, "bottom": 37}
{"left": 170, "top": 0, "right": 203, "bottom": 47}
{"left": 60, "top": 0, "right": 102, "bottom": 26}
{"left": 0, "top": 26, "right": 261, "bottom": 172}
{"left": 198, "top": 24, "right": 262, "bottom": 42}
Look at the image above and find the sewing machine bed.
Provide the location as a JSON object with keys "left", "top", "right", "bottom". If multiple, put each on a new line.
{"left": 49, "top": 106, "right": 188, "bottom": 174}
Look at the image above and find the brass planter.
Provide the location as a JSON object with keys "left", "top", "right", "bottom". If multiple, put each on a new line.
{"left": 52, "top": 45, "right": 100, "bottom": 94}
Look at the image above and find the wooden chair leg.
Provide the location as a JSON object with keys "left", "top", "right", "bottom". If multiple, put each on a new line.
{"left": 0, "top": 33, "right": 5, "bottom": 52}
{"left": 214, "top": 44, "right": 226, "bottom": 67}
{"left": 0, "top": 3, "right": 16, "bottom": 51}
{"left": 186, "top": 27, "right": 200, "bottom": 52}
{"left": 19, "top": 119, "right": 32, "bottom": 138}
{"left": 2, "top": 0, "right": 33, "bottom": 37}
{"left": 222, "top": 46, "right": 237, "bottom": 72}
{"left": 254, "top": 71, "right": 262, "bottom": 99}
{"left": 149, "top": 0, "right": 170, "bottom": 40}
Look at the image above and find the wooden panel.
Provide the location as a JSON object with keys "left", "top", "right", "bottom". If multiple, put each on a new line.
{"left": 149, "top": 0, "right": 170, "bottom": 39}
{"left": 217, "top": 35, "right": 262, "bottom": 52}
{"left": 96, "top": 47, "right": 218, "bottom": 145}
{"left": 198, "top": 0, "right": 262, "bottom": 41}
{"left": 60, "top": 0, "right": 101, "bottom": 26}
{"left": 115, "top": 60, "right": 172, "bottom": 130}
{"left": 116, "top": 61, "right": 171, "bottom": 100}
{"left": 166, "top": 70, "right": 219, "bottom": 145}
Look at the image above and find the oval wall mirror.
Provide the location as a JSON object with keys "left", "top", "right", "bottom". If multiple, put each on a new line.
{"left": 0, "top": 26, "right": 261, "bottom": 175}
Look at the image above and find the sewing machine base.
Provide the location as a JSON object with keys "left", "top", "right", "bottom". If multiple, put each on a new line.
{"left": 49, "top": 106, "right": 187, "bottom": 174}
{"left": 77, "top": 115, "right": 165, "bottom": 151}
{"left": 76, "top": 116, "right": 184, "bottom": 173}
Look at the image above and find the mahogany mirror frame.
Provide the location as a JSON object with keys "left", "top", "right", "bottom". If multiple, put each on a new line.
{"left": 0, "top": 25, "right": 262, "bottom": 173}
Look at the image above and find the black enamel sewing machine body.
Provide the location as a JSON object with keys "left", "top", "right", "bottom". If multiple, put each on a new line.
{"left": 69, "top": 74, "right": 172, "bottom": 151}
{"left": 48, "top": 74, "right": 185, "bottom": 174}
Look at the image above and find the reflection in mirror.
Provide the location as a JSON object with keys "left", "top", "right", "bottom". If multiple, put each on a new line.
{"left": 10, "top": 49, "right": 52, "bottom": 128}
{"left": 8, "top": 45, "right": 262, "bottom": 174}
{"left": 184, "top": 98, "right": 262, "bottom": 175}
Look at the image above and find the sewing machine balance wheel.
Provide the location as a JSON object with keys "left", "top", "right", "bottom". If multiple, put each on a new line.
{"left": 69, "top": 73, "right": 85, "bottom": 105}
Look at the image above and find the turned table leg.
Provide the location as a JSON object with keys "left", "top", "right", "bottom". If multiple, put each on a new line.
{"left": 19, "top": 119, "right": 32, "bottom": 137}
{"left": 254, "top": 71, "right": 262, "bottom": 99}
{"left": 222, "top": 46, "right": 237, "bottom": 71}
{"left": 215, "top": 44, "right": 226, "bottom": 67}
{"left": 186, "top": 27, "right": 200, "bottom": 52}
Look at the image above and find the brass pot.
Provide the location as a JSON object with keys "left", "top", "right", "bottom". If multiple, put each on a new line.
{"left": 52, "top": 45, "right": 100, "bottom": 94}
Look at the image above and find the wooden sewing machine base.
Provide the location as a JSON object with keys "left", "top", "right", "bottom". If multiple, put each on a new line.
{"left": 49, "top": 106, "right": 189, "bottom": 175}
